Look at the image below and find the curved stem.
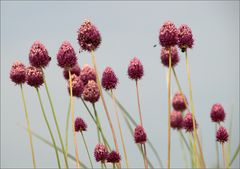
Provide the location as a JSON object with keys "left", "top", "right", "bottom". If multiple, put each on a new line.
{"left": 93, "top": 103, "right": 101, "bottom": 143}
{"left": 20, "top": 85, "right": 36, "bottom": 168}
{"left": 81, "top": 132, "right": 94, "bottom": 169}
{"left": 35, "top": 88, "right": 61, "bottom": 168}
{"left": 65, "top": 100, "right": 71, "bottom": 158}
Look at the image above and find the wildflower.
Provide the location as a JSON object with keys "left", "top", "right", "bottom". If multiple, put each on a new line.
{"left": 172, "top": 92, "right": 188, "bottom": 112}
{"left": 170, "top": 110, "right": 183, "bottom": 130}
{"left": 128, "top": 57, "right": 144, "bottom": 80}
{"left": 101, "top": 67, "right": 118, "bottom": 90}
{"left": 63, "top": 64, "right": 81, "bottom": 80}
{"left": 177, "top": 24, "right": 194, "bottom": 50}
{"left": 68, "top": 74, "right": 84, "bottom": 97}
{"left": 216, "top": 126, "right": 229, "bottom": 144}
{"left": 183, "top": 112, "right": 198, "bottom": 132}
{"left": 94, "top": 143, "right": 108, "bottom": 162}
{"left": 83, "top": 80, "right": 100, "bottom": 103}
{"left": 159, "top": 21, "right": 178, "bottom": 47}
{"left": 26, "top": 66, "right": 44, "bottom": 88}
{"left": 107, "top": 150, "right": 121, "bottom": 163}
{"left": 75, "top": 117, "right": 87, "bottom": 132}
{"left": 210, "top": 103, "right": 225, "bottom": 123}
{"left": 10, "top": 61, "right": 26, "bottom": 84}
{"left": 134, "top": 125, "right": 147, "bottom": 144}
{"left": 80, "top": 64, "right": 96, "bottom": 85}
{"left": 161, "top": 46, "right": 179, "bottom": 67}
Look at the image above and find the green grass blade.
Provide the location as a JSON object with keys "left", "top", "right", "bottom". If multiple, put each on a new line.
{"left": 228, "top": 143, "right": 240, "bottom": 167}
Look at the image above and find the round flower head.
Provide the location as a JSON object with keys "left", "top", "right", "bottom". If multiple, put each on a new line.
{"left": 134, "top": 125, "right": 147, "bottom": 144}
{"left": 94, "top": 143, "right": 108, "bottom": 163}
{"left": 57, "top": 41, "right": 77, "bottom": 69}
{"left": 63, "top": 64, "right": 81, "bottom": 80}
{"left": 128, "top": 57, "right": 144, "bottom": 80}
{"left": 170, "top": 110, "right": 183, "bottom": 130}
{"left": 210, "top": 103, "right": 226, "bottom": 123}
{"left": 177, "top": 24, "right": 194, "bottom": 50}
{"left": 75, "top": 117, "right": 87, "bottom": 132}
{"left": 29, "top": 41, "right": 51, "bottom": 68}
{"left": 101, "top": 67, "right": 118, "bottom": 90}
{"left": 183, "top": 112, "right": 198, "bottom": 132}
{"left": 159, "top": 21, "right": 178, "bottom": 47}
{"left": 161, "top": 46, "right": 179, "bottom": 67}
{"left": 77, "top": 19, "right": 101, "bottom": 52}
{"left": 172, "top": 92, "right": 188, "bottom": 112}
{"left": 68, "top": 74, "right": 84, "bottom": 97}
{"left": 107, "top": 150, "right": 121, "bottom": 163}
{"left": 216, "top": 126, "right": 229, "bottom": 144}
{"left": 83, "top": 80, "right": 100, "bottom": 103}
{"left": 10, "top": 61, "right": 26, "bottom": 84}
{"left": 26, "top": 66, "right": 44, "bottom": 88}
{"left": 80, "top": 64, "right": 96, "bottom": 85}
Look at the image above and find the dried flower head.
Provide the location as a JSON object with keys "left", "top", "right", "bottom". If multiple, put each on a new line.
{"left": 77, "top": 19, "right": 101, "bottom": 52}
{"left": 75, "top": 117, "right": 87, "bottom": 132}
{"left": 134, "top": 125, "right": 147, "bottom": 144}
{"left": 26, "top": 66, "right": 44, "bottom": 88}
{"left": 159, "top": 21, "right": 178, "bottom": 47}
{"left": 101, "top": 67, "right": 118, "bottom": 90}
{"left": 107, "top": 150, "right": 121, "bottom": 163}
{"left": 83, "top": 80, "right": 100, "bottom": 103}
{"left": 170, "top": 110, "right": 183, "bottom": 130}
{"left": 80, "top": 64, "right": 96, "bottom": 85}
{"left": 94, "top": 143, "right": 108, "bottom": 163}
{"left": 63, "top": 64, "right": 81, "bottom": 80}
{"left": 68, "top": 74, "right": 84, "bottom": 97}
{"left": 172, "top": 92, "right": 188, "bottom": 112}
{"left": 29, "top": 41, "right": 51, "bottom": 68}
{"left": 177, "top": 24, "right": 194, "bottom": 50}
{"left": 161, "top": 46, "right": 179, "bottom": 67}
{"left": 210, "top": 103, "right": 226, "bottom": 123}
{"left": 10, "top": 61, "right": 26, "bottom": 84}
{"left": 216, "top": 126, "right": 229, "bottom": 144}
{"left": 128, "top": 57, "right": 144, "bottom": 80}
{"left": 183, "top": 112, "right": 198, "bottom": 132}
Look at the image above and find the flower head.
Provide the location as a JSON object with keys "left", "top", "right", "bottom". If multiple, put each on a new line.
{"left": 77, "top": 19, "right": 101, "bottom": 52}
{"left": 134, "top": 125, "right": 147, "bottom": 144}
{"left": 26, "top": 66, "right": 44, "bottom": 87}
{"left": 210, "top": 103, "right": 226, "bottom": 123}
{"left": 68, "top": 74, "right": 84, "bottom": 97}
{"left": 75, "top": 117, "right": 87, "bottom": 132}
{"left": 216, "top": 126, "right": 229, "bottom": 144}
{"left": 101, "top": 67, "right": 118, "bottom": 90}
{"left": 107, "top": 151, "right": 121, "bottom": 163}
{"left": 29, "top": 41, "right": 51, "bottom": 68}
{"left": 159, "top": 21, "right": 178, "bottom": 47}
{"left": 57, "top": 41, "right": 77, "bottom": 69}
{"left": 80, "top": 64, "right": 96, "bottom": 85}
{"left": 94, "top": 143, "right": 108, "bottom": 163}
{"left": 63, "top": 64, "right": 81, "bottom": 80}
{"left": 128, "top": 57, "right": 144, "bottom": 80}
{"left": 183, "top": 112, "right": 198, "bottom": 132}
{"left": 170, "top": 110, "right": 183, "bottom": 130}
{"left": 172, "top": 92, "right": 188, "bottom": 112}
{"left": 161, "top": 46, "right": 179, "bottom": 67}
{"left": 10, "top": 61, "right": 26, "bottom": 84}
{"left": 177, "top": 24, "right": 194, "bottom": 50}
{"left": 83, "top": 80, "right": 100, "bottom": 103}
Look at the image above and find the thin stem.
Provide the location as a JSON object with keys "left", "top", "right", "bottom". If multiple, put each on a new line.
{"left": 141, "top": 144, "right": 147, "bottom": 169}
{"left": 136, "top": 80, "right": 143, "bottom": 126}
{"left": 179, "top": 130, "right": 191, "bottom": 153}
{"left": 103, "top": 163, "right": 107, "bottom": 169}
{"left": 215, "top": 124, "right": 220, "bottom": 168}
{"left": 111, "top": 90, "right": 129, "bottom": 168}
{"left": 196, "top": 132, "right": 206, "bottom": 167}
{"left": 81, "top": 132, "right": 94, "bottom": 169}
{"left": 222, "top": 144, "right": 226, "bottom": 168}
{"left": 143, "top": 143, "right": 148, "bottom": 169}
{"left": 42, "top": 69, "right": 69, "bottom": 168}
{"left": 93, "top": 103, "right": 101, "bottom": 143}
{"left": 113, "top": 163, "right": 116, "bottom": 169}
{"left": 69, "top": 70, "right": 80, "bottom": 168}
{"left": 20, "top": 85, "right": 36, "bottom": 168}
{"left": 228, "top": 143, "right": 240, "bottom": 167}
{"left": 65, "top": 100, "right": 71, "bottom": 158}
{"left": 35, "top": 88, "right": 61, "bottom": 168}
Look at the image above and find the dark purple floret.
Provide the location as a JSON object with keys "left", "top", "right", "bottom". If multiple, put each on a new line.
{"left": 107, "top": 150, "right": 121, "bottom": 163}
{"left": 178, "top": 24, "right": 194, "bottom": 50}
{"left": 134, "top": 125, "right": 147, "bottom": 144}
{"left": 101, "top": 67, "right": 118, "bottom": 90}
{"left": 94, "top": 143, "right": 108, "bottom": 163}
{"left": 183, "top": 112, "right": 198, "bottom": 132}
{"left": 68, "top": 74, "right": 84, "bottom": 97}
{"left": 161, "top": 46, "right": 180, "bottom": 67}
{"left": 63, "top": 64, "right": 81, "bottom": 80}
{"left": 80, "top": 64, "right": 96, "bottom": 85}
{"left": 172, "top": 92, "right": 188, "bottom": 112}
{"left": 216, "top": 126, "right": 229, "bottom": 144}
{"left": 83, "top": 80, "right": 100, "bottom": 103}
{"left": 26, "top": 66, "right": 44, "bottom": 88}
{"left": 210, "top": 103, "right": 226, "bottom": 123}
{"left": 128, "top": 57, "right": 144, "bottom": 80}
{"left": 10, "top": 61, "right": 26, "bottom": 85}
{"left": 170, "top": 110, "right": 183, "bottom": 130}
{"left": 159, "top": 21, "right": 178, "bottom": 47}
{"left": 75, "top": 117, "right": 87, "bottom": 132}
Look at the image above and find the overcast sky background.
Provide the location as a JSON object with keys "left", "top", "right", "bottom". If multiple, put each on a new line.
{"left": 1, "top": 1, "right": 239, "bottom": 168}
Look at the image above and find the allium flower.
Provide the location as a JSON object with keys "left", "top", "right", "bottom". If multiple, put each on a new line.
{"left": 128, "top": 57, "right": 144, "bottom": 80}
{"left": 83, "top": 80, "right": 100, "bottom": 103}
{"left": 57, "top": 41, "right": 77, "bottom": 69}
{"left": 134, "top": 125, "right": 147, "bottom": 144}
{"left": 172, "top": 92, "right": 188, "bottom": 112}
{"left": 26, "top": 66, "right": 44, "bottom": 87}
{"left": 75, "top": 117, "right": 87, "bottom": 132}
{"left": 63, "top": 64, "right": 81, "bottom": 80}
{"left": 80, "top": 64, "right": 96, "bottom": 85}
{"left": 10, "top": 61, "right": 26, "bottom": 84}
{"left": 68, "top": 74, "right": 84, "bottom": 97}
{"left": 177, "top": 24, "right": 194, "bottom": 50}
{"left": 161, "top": 46, "right": 179, "bottom": 67}
{"left": 170, "top": 110, "right": 183, "bottom": 130}
{"left": 183, "top": 112, "right": 198, "bottom": 132}
{"left": 210, "top": 103, "right": 226, "bottom": 123}
{"left": 216, "top": 126, "right": 229, "bottom": 144}
{"left": 159, "top": 21, "right": 178, "bottom": 47}
{"left": 107, "top": 151, "right": 121, "bottom": 163}
{"left": 94, "top": 143, "right": 108, "bottom": 162}
{"left": 101, "top": 67, "right": 118, "bottom": 90}
{"left": 77, "top": 19, "right": 101, "bottom": 52}
{"left": 29, "top": 41, "right": 51, "bottom": 68}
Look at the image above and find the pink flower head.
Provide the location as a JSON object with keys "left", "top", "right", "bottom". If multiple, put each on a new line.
{"left": 68, "top": 74, "right": 84, "bottom": 97}
{"left": 107, "top": 150, "right": 121, "bottom": 163}
{"left": 29, "top": 41, "right": 51, "bottom": 68}
{"left": 172, "top": 92, "right": 188, "bottom": 112}
{"left": 80, "top": 64, "right": 96, "bottom": 85}
{"left": 75, "top": 117, "right": 87, "bottom": 132}
{"left": 183, "top": 112, "right": 198, "bottom": 132}
{"left": 210, "top": 103, "right": 226, "bottom": 123}
{"left": 170, "top": 110, "right": 183, "bottom": 130}
{"left": 83, "top": 80, "right": 100, "bottom": 103}
{"left": 159, "top": 21, "right": 178, "bottom": 47}
{"left": 128, "top": 57, "right": 144, "bottom": 80}
{"left": 63, "top": 64, "right": 81, "bottom": 80}
{"left": 26, "top": 66, "right": 44, "bottom": 88}
{"left": 57, "top": 41, "right": 77, "bottom": 69}
{"left": 177, "top": 24, "right": 194, "bottom": 50}
{"left": 77, "top": 19, "right": 101, "bottom": 52}
{"left": 134, "top": 125, "right": 147, "bottom": 144}
{"left": 94, "top": 143, "right": 108, "bottom": 163}
{"left": 10, "top": 61, "right": 26, "bottom": 84}
{"left": 101, "top": 67, "right": 118, "bottom": 90}
{"left": 161, "top": 46, "right": 179, "bottom": 67}
{"left": 216, "top": 126, "right": 229, "bottom": 144}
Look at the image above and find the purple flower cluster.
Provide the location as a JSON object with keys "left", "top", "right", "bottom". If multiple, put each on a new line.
{"left": 170, "top": 110, "right": 183, "bottom": 130}
{"left": 161, "top": 46, "right": 179, "bottom": 67}
{"left": 83, "top": 80, "right": 100, "bottom": 103}
{"left": 80, "top": 64, "right": 96, "bottom": 85}
{"left": 177, "top": 24, "right": 194, "bottom": 50}
{"left": 68, "top": 74, "right": 84, "bottom": 97}
{"left": 94, "top": 143, "right": 108, "bottom": 163}
{"left": 128, "top": 57, "right": 144, "bottom": 81}
{"left": 183, "top": 112, "right": 198, "bottom": 132}
{"left": 172, "top": 92, "right": 188, "bottom": 112}
{"left": 210, "top": 103, "right": 225, "bottom": 123}
{"left": 134, "top": 125, "right": 147, "bottom": 144}
{"left": 75, "top": 117, "right": 87, "bottom": 132}
{"left": 10, "top": 61, "right": 26, "bottom": 85}
{"left": 101, "top": 67, "right": 118, "bottom": 90}
{"left": 107, "top": 150, "right": 121, "bottom": 163}
{"left": 63, "top": 64, "right": 81, "bottom": 80}
{"left": 216, "top": 126, "right": 229, "bottom": 144}
{"left": 26, "top": 66, "right": 44, "bottom": 88}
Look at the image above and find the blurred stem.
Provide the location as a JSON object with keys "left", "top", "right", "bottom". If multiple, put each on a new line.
{"left": 81, "top": 132, "right": 93, "bottom": 169}
{"left": 136, "top": 80, "right": 143, "bottom": 126}
{"left": 65, "top": 100, "right": 71, "bottom": 158}
{"left": 20, "top": 84, "right": 36, "bottom": 168}
{"left": 179, "top": 130, "right": 191, "bottom": 153}
{"left": 93, "top": 103, "right": 101, "bottom": 143}
{"left": 215, "top": 124, "right": 220, "bottom": 168}
{"left": 35, "top": 88, "right": 61, "bottom": 169}
{"left": 179, "top": 131, "right": 189, "bottom": 168}
{"left": 229, "top": 143, "right": 240, "bottom": 167}
{"left": 141, "top": 144, "right": 147, "bottom": 169}
{"left": 222, "top": 144, "right": 226, "bottom": 168}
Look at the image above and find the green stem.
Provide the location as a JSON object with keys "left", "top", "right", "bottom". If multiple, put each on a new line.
{"left": 93, "top": 103, "right": 101, "bottom": 143}
{"left": 228, "top": 143, "right": 240, "bottom": 167}
{"left": 65, "top": 100, "right": 71, "bottom": 157}
{"left": 81, "top": 132, "right": 94, "bottom": 169}
{"left": 35, "top": 88, "right": 61, "bottom": 168}
{"left": 20, "top": 85, "right": 36, "bottom": 168}
{"left": 179, "top": 130, "right": 191, "bottom": 153}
